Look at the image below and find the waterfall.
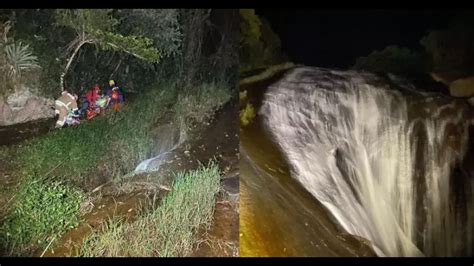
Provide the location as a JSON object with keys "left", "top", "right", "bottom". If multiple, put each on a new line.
{"left": 259, "top": 67, "right": 474, "bottom": 256}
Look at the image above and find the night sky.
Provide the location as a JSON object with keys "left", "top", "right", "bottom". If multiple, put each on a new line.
{"left": 257, "top": 9, "right": 459, "bottom": 69}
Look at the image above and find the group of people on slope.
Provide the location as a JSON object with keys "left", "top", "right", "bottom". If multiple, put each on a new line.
{"left": 54, "top": 80, "right": 124, "bottom": 128}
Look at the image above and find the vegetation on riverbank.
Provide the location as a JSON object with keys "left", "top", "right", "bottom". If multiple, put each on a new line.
{"left": 0, "top": 79, "right": 231, "bottom": 256}
{"left": 79, "top": 163, "right": 221, "bottom": 257}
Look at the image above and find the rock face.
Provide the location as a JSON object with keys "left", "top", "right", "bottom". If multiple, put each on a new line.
{"left": 449, "top": 76, "right": 474, "bottom": 98}
{"left": 0, "top": 87, "right": 55, "bottom": 126}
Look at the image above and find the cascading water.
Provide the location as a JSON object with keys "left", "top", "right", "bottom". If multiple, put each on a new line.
{"left": 259, "top": 67, "right": 474, "bottom": 257}
{"left": 134, "top": 123, "right": 183, "bottom": 173}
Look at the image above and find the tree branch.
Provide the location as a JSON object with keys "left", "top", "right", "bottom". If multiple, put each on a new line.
{"left": 105, "top": 42, "right": 146, "bottom": 61}
{"left": 60, "top": 37, "right": 94, "bottom": 92}
{"left": 109, "top": 58, "right": 122, "bottom": 80}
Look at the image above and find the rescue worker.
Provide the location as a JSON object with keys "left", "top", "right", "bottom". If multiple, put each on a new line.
{"left": 54, "top": 90, "right": 78, "bottom": 128}
{"left": 85, "top": 84, "right": 102, "bottom": 120}
{"left": 105, "top": 80, "right": 124, "bottom": 111}
{"left": 86, "top": 84, "right": 102, "bottom": 109}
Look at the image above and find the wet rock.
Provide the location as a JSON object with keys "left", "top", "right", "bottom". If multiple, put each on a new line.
{"left": 221, "top": 176, "right": 239, "bottom": 201}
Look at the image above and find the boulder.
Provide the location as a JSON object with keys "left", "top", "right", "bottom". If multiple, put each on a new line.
{"left": 449, "top": 76, "right": 474, "bottom": 98}
{"left": 0, "top": 87, "right": 55, "bottom": 126}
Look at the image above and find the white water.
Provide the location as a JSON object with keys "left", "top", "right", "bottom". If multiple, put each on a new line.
{"left": 260, "top": 67, "right": 474, "bottom": 257}
{"left": 134, "top": 150, "right": 175, "bottom": 173}
{"left": 134, "top": 124, "right": 183, "bottom": 173}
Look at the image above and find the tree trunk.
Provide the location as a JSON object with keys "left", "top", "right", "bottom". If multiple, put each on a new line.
{"left": 179, "top": 9, "right": 211, "bottom": 89}
{"left": 60, "top": 38, "right": 93, "bottom": 92}
{"left": 209, "top": 9, "right": 239, "bottom": 82}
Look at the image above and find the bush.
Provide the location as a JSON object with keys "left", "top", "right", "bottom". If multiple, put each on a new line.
{"left": 352, "top": 46, "right": 427, "bottom": 77}
{"left": 420, "top": 28, "right": 474, "bottom": 75}
{"left": 240, "top": 103, "right": 256, "bottom": 127}
{"left": 0, "top": 176, "right": 85, "bottom": 255}
{"left": 0, "top": 20, "right": 41, "bottom": 95}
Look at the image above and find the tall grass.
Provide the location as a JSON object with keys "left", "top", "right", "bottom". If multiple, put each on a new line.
{"left": 79, "top": 162, "right": 221, "bottom": 257}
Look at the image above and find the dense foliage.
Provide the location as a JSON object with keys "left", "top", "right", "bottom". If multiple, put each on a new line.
{"left": 353, "top": 12, "right": 474, "bottom": 83}
{"left": 0, "top": 9, "right": 238, "bottom": 97}
{"left": 240, "top": 9, "right": 286, "bottom": 73}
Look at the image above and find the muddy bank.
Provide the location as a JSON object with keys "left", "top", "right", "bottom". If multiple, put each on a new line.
{"left": 0, "top": 118, "right": 55, "bottom": 146}
{"left": 191, "top": 194, "right": 239, "bottom": 257}
{"left": 38, "top": 190, "right": 158, "bottom": 257}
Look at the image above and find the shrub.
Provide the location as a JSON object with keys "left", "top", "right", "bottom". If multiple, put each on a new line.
{"left": 0, "top": 176, "right": 85, "bottom": 255}
{"left": 352, "top": 45, "right": 427, "bottom": 77}
{"left": 240, "top": 102, "right": 256, "bottom": 127}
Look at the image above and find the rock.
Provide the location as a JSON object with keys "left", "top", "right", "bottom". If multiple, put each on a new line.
{"left": 449, "top": 76, "right": 474, "bottom": 98}
{"left": 221, "top": 176, "right": 239, "bottom": 201}
{"left": 0, "top": 87, "right": 55, "bottom": 126}
{"left": 468, "top": 97, "right": 474, "bottom": 107}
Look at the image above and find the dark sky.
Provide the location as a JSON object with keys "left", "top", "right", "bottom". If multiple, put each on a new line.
{"left": 257, "top": 9, "right": 459, "bottom": 68}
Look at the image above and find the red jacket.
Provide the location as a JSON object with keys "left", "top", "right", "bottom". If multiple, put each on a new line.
{"left": 85, "top": 87, "right": 101, "bottom": 106}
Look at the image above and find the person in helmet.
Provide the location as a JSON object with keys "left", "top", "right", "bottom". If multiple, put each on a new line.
{"left": 54, "top": 90, "right": 79, "bottom": 128}
{"left": 105, "top": 79, "right": 124, "bottom": 111}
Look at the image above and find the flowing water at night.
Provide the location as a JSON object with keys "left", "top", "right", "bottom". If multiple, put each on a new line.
{"left": 241, "top": 66, "right": 474, "bottom": 257}
{"left": 134, "top": 123, "right": 182, "bottom": 173}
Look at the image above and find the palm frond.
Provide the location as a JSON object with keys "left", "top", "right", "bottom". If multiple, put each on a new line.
{"left": 4, "top": 41, "right": 41, "bottom": 79}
